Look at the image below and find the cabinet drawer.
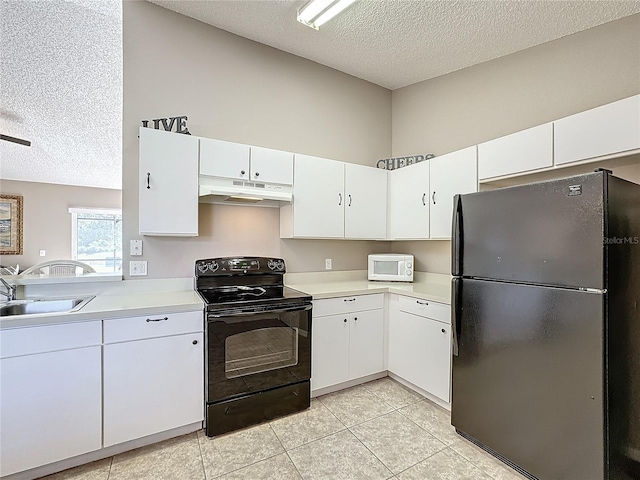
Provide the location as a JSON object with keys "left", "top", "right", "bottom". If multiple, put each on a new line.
{"left": 313, "top": 294, "right": 384, "bottom": 317}
{"left": 104, "top": 311, "right": 203, "bottom": 343}
{"left": 398, "top": 296, "right": 450, "bottom": 324}
{"left": 0, "top": 321, "right": 102, "bottom": 359}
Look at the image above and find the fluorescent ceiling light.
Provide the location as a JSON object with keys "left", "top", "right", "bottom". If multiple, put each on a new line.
{"left": 225, "top": 196, "right": 263, "bottom": 204}
{"left": 297, "top": 0, "right": 357, "bottom": 30}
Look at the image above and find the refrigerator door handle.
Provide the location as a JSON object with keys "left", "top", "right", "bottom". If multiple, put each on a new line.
{"left": 451, "top": 194, "right": 463, "bottom": 276}
{"left": 451, "top": 277, "right": 461, "bottom": 357}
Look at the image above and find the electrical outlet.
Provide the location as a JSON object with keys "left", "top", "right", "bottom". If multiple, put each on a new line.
{"left": 39, "top": 249, "right": 46, "bottom": 257}
{"left": 325, "top": 258, "right": 332, "bottom": 270}
{"left": 130, "top": 239, "right": 143, "bottom": 256}
{"left": 129, "top": 261, "right": 148, "bottom": 276}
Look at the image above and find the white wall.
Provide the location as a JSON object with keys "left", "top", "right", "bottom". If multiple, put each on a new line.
{"left": 391, "top": 14, "right": 640, "bottom": 274}
{"left": 0, "top": 180, "right": 121, "bottom": 270}
{"left": 123, "top": 1, "right": 392, "bottom": 278}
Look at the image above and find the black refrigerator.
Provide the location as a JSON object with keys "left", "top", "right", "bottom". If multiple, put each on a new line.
{"left": 450, "top": 169, "right": 640, "bottom": 480}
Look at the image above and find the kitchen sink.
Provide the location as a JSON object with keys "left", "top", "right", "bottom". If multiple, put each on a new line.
{"left": 0, "top": 297, "right": 95, "bottom": 316}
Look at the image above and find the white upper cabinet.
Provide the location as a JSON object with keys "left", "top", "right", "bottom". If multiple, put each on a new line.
{"left": 478, "top": 123, "right": 553, "bottom": 180}
{"left": 429, "top": 146, "right": 478, "bottom": 239}
{"left": 199, "top": 139, "right": 293, "bottom": 185}
{"left": 388, "top": 160, "right": 430, "bottom": 239}
{"left": 199, "top": 137, "right": 250, "bottom": 180}
{"left": 345, "top": 163, "right": 388, "bottom": 239}
{"left": 554, "top": 95, "right": 640, "bottom": 165}
{"left": 282, "top": 154, "right": 345, "bottom": 238}
{"left": 139, "top": 127, "right": 199, "bottom": 236}
{"left": 249, "top": 147, "right": 294, "bottom": 184}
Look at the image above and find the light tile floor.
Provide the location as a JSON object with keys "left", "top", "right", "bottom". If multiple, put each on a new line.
{"left": 41, "top": 378, "right": 528, "bottom": 480}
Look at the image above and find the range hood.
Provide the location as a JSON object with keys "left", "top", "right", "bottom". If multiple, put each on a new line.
{"left": 199, "top": 175, "right": 292, "bottom": 206}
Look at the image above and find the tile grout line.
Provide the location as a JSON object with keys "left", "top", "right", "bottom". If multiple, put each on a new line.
{"left": 195, "top": 431, "right": 208, "bottom": 480}
{"left": 106, "top": 455, "right": 114, "bottom": 480}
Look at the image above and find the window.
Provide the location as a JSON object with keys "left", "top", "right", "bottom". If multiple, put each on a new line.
{"left": 69, "top": 208, "right": 122, "bottom": 273}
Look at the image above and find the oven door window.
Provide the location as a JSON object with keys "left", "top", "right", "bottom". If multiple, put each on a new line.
{"left": 225, "top": 326, "right": 298, "bottom": 378}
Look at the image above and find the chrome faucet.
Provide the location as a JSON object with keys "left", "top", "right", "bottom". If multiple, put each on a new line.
{"left": 0, "top": 277, "right": 17, "bottom": 301}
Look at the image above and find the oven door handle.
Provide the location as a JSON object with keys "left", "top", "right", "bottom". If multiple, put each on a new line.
{"left": 208, "top": 304, "right": 312, "bottom": 318}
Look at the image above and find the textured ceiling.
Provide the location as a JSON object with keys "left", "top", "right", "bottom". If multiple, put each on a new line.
{"left": 1, "top": 1, "right": 639, "bottom": 191}
{"left": 0, "top": 0, "right": 122, "bottom": 190}
{"left": 149, "top": 0, "right": 640, "bottom": 90}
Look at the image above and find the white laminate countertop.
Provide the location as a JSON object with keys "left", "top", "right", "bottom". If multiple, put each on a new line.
{"left": 285, "top": 271, "right": 451, "bottom": 304}
{"left": 0, "top": 278, "right": 203, "bottom": 330}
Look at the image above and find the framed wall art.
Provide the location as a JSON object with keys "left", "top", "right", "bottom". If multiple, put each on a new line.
{"left": 0, "top": 194, "right": 23, "bottom": 255}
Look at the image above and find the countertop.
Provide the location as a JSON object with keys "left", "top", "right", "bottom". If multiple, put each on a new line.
{"left": 1, "top": 271, "right": 451, "bottom": 330}
{"left": 0, "top": 278, "right": 203, "bottom": 330}
{"left": 285, "top": 271, "right": 451, "bottom": 304}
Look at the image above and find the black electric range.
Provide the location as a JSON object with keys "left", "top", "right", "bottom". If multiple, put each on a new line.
{"left": 195, "top": 257, "right": 312, "bottom": 437}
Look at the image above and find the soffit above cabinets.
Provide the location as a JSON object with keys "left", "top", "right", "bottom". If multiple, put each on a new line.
{"left": 147, "top": 0, "right": 640, "bottom": 90}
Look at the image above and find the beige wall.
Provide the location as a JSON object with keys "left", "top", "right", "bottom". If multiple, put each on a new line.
{"left": 123, "top": 1, "right": 392, "bottom": 279}
{"left": 0, "top": 180, "right": 121, "bottom": 270}
{"left": 392, "top": 14, "right": 640, "bottom": 274}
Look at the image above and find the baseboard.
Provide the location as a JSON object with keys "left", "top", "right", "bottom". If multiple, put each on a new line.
{"left": 311, "top": 371, "right": 387, "bottom": 397}
{"left": 2, "top": 422, "right": 202, "bottom": 480}
{"left": 387, "top": 372, "right": 451, "bottom": 411}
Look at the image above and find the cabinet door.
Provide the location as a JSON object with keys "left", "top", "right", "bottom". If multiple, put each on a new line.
{"left": 199, "top": 137, "right": 250, "bottom": 180}
{"left": 388, "top": 161, "right": 429, "bottom": 239}
{"left": 291, "top": 154, "right": 345, "bottom": 238}
{"left": 103, "top": 333, "right": 204, "bottom": 446}
{"left": 429, "top": 146, "right": 477, "bottom": 239}
{"left": 139, "top": 127, "right": 199, "bottom": 236}
{"left": 348, "top": 310, "right": 384, "bottom": 380}
{"left": 421, "top": 317, "right": 451, "bottom": 402}
{"left": 345, "top": 163, "right": 388, "bottom": 239}
{"left": 554, "top": 95, "right": 640, "bottom": 165}
{"left": 478, "top": 123, "right": 553, "bottom": 180}
{"left": 0, "top": 347, "right": 102, "bottom": 476}
{"left": 389, "top": 311, "right": 451, "bottom": 402}
{"left": 250, "top": 147, "right": 293, "bottom": 185}
{"left": 311, "top": 314, "right": 350, "bottom": 391}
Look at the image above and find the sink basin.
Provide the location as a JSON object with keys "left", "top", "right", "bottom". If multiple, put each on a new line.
{"left": 0, "top": 297, "right": 95, "bottom": 316}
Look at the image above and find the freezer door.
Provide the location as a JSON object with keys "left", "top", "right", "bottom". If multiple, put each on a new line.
{"left": 451, "top": 279, "right": 605, "bottom": 480}
{"left": 455, "top": 172, "right": 605, "bottom": 289}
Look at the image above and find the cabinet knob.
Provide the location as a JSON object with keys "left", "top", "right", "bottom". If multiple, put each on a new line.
{"left": 193, "top": 340, "right": 198, "bottom": 345}
{"left": 241, "top": 170, "right": 245, "bottom": 175}
{"left": 255, "top": 172, "right": 260, "bottom": 177}
{"left": 441, "top": 329, "right": 446, "bottom": 334}
{"left": 343, "top": 318, "right": 347, "bottom": 323}
{"left": 354, "top": 317, "right": 358, "bottom": 321}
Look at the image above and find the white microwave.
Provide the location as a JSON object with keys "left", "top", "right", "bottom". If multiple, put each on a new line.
{"left": 368, "top": 254, "right": 414, "bottom": 282}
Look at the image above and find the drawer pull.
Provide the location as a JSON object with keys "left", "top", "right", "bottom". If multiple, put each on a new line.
{"left": 354, "top": 317, "right": 358, "bottom": 321}
{"left": 146, "top": 317, "right": 168, "bottom": 323}
{"left": 192, "top": 340, "right": 198, "bottom": 345}
{"left": 416, "top": 300, "right": 429, "bottom": 306}
{"left": 344, "top": 298, "right": 356, "bottom": 302}
{"left": 343, "top": 318, "right": 348, "bottom": 323}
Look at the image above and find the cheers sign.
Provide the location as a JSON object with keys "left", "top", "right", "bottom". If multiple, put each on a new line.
{"left": 141, "top": 116, "right": 190, "bottom": 135}
{"left": 376, "top": 154, "right": 434, "bottom": 170}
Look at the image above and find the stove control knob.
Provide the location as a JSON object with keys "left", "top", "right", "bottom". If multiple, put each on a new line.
{"left": 209, "top": 261, "right": 219, "bottom": 272}
{"left": 197, "top": 263, "right": 208, "bottom": 274}
{"left": 268, "top": 259, "right": 285, "bottom": 271}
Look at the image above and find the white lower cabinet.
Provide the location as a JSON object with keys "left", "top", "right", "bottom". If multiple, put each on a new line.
{"left": 311, "top": 294, "right": 384, "bottom": 391}
{"left": 388, "top": 295, "right": 451, "bottom": 402}
{"left": 0, "top": 322, "right": 102, "bottom": 477}
{"left": 103, "top": 311, "right": 204, "bottom": 447}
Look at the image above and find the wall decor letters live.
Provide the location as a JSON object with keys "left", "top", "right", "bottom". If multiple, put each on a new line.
{"left": 141, "top": 116, "right": 190, "bottom": 134}
{"left": 376, "top": 154, "right": 434, "bottom": 170}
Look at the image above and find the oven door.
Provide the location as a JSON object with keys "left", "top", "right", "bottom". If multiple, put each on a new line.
{"left": 206, "top": 303, "right": 311, "bottom": 404}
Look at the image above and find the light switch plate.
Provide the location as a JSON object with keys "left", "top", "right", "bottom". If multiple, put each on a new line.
{"left": 129, "top": 261, "right": 147, "bottom": 276}
{"left": 39, "top": 250, "right": 46, "bottom": 257}
{"left": 130, "top": 239, "right": 143, "bottom": 256}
